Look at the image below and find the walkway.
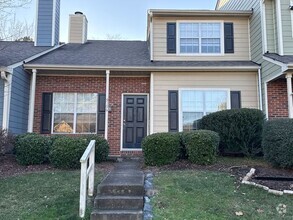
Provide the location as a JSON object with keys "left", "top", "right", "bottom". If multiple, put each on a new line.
{"left": 91, "top": 159, "right": 144, "bottom": 220}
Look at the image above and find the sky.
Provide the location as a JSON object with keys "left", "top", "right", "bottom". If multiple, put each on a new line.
{"left": 15, "top": 0, "right": 218, "bottom": 42}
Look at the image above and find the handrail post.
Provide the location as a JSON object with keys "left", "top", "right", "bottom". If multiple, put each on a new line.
{"left": 88, "top": 145, "right": 95, "bottom": 196}
{"left": 79, "top": 162, "right": 87, "bottom": 218}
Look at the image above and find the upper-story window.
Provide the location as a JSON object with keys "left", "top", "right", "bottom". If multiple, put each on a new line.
{"left": 179, "top": 22, "right": 222, "bottom": 54}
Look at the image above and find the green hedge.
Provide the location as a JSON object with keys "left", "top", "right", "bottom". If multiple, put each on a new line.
{"left": 84, "top": 135, "right": 109, "bottom": 163}
{"left": 262, "top": 119, "right": 293, "bottom": 168}
{"left": 15, "top": 133, "right": 51, "bottom": 165}
{"left": 198, "top": 108, "right": 265, "bottom": 157}
{"left": 183, "top": 130, "right": 219, "bottom": 165}
{"left": 142, "top": 133, "right": 180, "bottom": 166}
{"left": 49, "top": 136, "right": 88, "bottom": 169}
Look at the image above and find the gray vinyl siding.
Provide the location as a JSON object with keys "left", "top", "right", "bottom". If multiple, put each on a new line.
{"left": 36, "top": 0, "right": 60, "bottom": 46}
{"left": 281, "top": 0, "right": 293, "bottom": 54}
{"left": 0, "top": 80, "right": 4, "bottom": 128}
{"left": 9, "top": 66, "right": 30, "bottom": 134}
{"left": 266, "top": 0, "right": 277, "bottom": 53}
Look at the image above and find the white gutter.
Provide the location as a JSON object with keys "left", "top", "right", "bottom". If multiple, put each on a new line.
{"left": 286, "top": 73, "right": 293, "bottom": 118}
{"left": 149, "top": 11, "right": 154, "bottom": 61}
{"left": 28, "top": 69, "right": 37, "bottom": 132}
{"left": 24, "top": 64, "right": 260, "bottom": 72}
{"left": 258, "top": 68, "right": 263, "bottom": 111}
{"left": 261, "top": 0, "right": 268, "bottom": 53}
{"left": 275, "top": 0, "right": 284, "bottom": 55}
{"left": 105, "top": 70, "right": 110, "bottom": 140}
{"left": 1, "top": 71, "right": 12, "bottom": 130}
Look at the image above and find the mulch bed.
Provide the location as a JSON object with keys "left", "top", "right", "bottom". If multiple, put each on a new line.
{"left": 144, "top": 160, "right": 293, "bottom": 192}
{"left": 0, "top": 155, "right": 114, "bottom": 179}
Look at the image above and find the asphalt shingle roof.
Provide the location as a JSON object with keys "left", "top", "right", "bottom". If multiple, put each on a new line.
{"left": 0, "top": 41, "right": 51, "bottom": 67}
{"left": 264, "top": 53, "right": 293, "bottom": 64}
{"left": 28, "top": 40, "right": 258, "bottom": 68}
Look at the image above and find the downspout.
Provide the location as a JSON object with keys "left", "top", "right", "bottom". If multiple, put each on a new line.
{"left": 1, "top": 71, "right": 12, "bottom": 130}
{"left": 28, "top": 69, "right": 37, "bottom": 132}
{"left": 150, "top": 73, "right": 154, "bottom": 134}
{"left": 258, "top": 68, "right": 263, "bottom": 111}
{"left": 105, "top": 70, "right": 110, "bottom": 140}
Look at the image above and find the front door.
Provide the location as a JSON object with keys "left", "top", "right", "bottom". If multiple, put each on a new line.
{"left": 123, "top": 95, "right": 147, "bottom": 149}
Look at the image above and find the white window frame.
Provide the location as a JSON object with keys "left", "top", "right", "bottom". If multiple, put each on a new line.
{"left": 178, "top": 88, "right": 231, "bottom": 132}
{"left": 51, "top": 93, "right": 98, "bottom": 134}
{"left": 176, "top": 20, "right": 225, "bottom": 56}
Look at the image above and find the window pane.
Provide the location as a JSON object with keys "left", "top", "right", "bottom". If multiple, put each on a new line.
{"left": 77, "top": 93, "right": 97, "bottom": 113}
{"left": 183, "top": 112, "right": 203, "bottom": 131}
{"left": 201, "top": 38, "right": 221, "bottom": 53}
{"left": 182, "top": 90, "right": 204, "bottom": 112}
{"left": 205, "top": 91, "right": 227, "bottom": 112}
{"left": 53, "top": 93, "right": 75, "bottom": 113}
{"left": 76, "top": 113, "right": 96, "bottom": 133}
{"left": 180, "top": 38, "right": 199, "bottom": 53}
{"left": 53, "top": 113, "right": 74, "bottom": 133}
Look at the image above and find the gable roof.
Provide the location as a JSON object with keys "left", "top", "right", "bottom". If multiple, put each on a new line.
{"left": 264, "top": 53, "right": 293, "bottom": 65}
{"left": 0, "top": 41, "right": 52, "bottom": 68}
{"left": 25, "top": 40, "right": 259, "bottom": 71}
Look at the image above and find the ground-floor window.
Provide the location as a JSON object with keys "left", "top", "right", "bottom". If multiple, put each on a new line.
{"left": 180, "top": 89, "right": 229, "bottom": 131}
{"left": 52, "top": 93, "right": 98, "bottom": 134}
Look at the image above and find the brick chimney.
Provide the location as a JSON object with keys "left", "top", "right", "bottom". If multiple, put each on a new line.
{"left": 35, "top": 0, "right": 60, "bottom": 46}
{"left": 68, "top": 12, "right": 88, "bottom": 44}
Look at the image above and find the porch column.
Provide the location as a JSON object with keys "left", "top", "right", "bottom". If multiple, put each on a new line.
{"left": 105, "top": 70, "right": 110, "bottom": 140}
{"left": 1, "top": 71, "right": 12, "bottom": 130}
{"left": 28, "top": 69, "right": 37, "bottom": 132}
{"left": 286, "top": 73, "right": 293, "bottom": 118}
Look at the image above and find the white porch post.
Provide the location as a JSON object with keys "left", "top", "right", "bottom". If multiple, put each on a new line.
{"left": 28, "top": 69, "right": 37, "bottom": 132}
{"left": 1, "top": 71, "right": 12, "bottom": 130}
{"left": 105, "top": 70, "right": 110, "bottom": 140}
{"left": 286, "top": 73, "right": 293, "bottom": 118}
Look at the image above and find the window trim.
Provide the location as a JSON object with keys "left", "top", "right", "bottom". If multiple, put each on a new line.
{"left": 51, "top": 92, "right": 98, "bottom": 134}
{"left": 176, "top": 20, "right": 225, "bottom": 56}
{"left": 178, "top": 88, "right": 231, "bottom": 132}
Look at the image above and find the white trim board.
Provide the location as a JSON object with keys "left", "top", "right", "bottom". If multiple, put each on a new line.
{"left": 120, "top": 93, "right": 149, "bottom": 152}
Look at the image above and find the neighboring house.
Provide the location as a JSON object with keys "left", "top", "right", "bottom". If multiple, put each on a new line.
{"left": 216, "top": 0, "right": 293, "bottom": 119}
{"left": 22, "top": 0, "right": 261, "bottom": 157}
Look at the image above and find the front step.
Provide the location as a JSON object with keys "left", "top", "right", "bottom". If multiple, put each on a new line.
{"left": 94, "top": 196, "right": 144, "bottom": 210}
{"left": 91, "top": 210, "right": 143, "bottom": 220}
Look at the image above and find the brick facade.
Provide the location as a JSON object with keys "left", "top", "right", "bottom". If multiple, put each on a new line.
{"left": 34, "top": 75, "right": 150, "bottom": 156}
{"left": 267, "top": 78, "right": 289, "bottom": 118}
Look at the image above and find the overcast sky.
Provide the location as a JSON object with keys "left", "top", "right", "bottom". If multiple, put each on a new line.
{"left": 15, "top": 0, "right": 218, "bottom": 42}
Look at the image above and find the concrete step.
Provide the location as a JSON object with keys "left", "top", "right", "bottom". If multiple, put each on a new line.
{"left": 91, "top": 210, "right": 143, "bottom": 220}
{"left": 94, "top": 196, "right": 144, "bottom": 210}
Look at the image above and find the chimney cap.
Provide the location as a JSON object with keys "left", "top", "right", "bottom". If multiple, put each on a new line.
{"left": 75, "top": 11, "right": 83, "bottom": 15}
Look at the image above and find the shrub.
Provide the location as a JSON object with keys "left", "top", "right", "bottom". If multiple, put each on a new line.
{"left": 49, "top": 136, "right": 88, "bottom": 169}
{"left": 198, "top": 108, "right": 265, "bottom": 157}
{"left": 15, "top": 133, "right": 51, "bottom": 165}
{"left": 183, "top": 130, "right": 219, "bottom": 165}
{"left": 142, "top": 133, "right": 180, "bottom": 166}
{"left": 84, "top": 135, "right": 109, "bottom": 163}
{"left": 0, "top": 129, "right": 15, "bottom": 155}
{"left": 262, "top": 119, "right": 293, "bottom": 168}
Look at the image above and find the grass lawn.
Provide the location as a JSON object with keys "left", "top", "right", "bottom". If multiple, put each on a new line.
{"left": 152, "top": 170, "right": 293, "bottom": 220}
{"left": 0, "top": 170, "right": 103, "bottom": 220}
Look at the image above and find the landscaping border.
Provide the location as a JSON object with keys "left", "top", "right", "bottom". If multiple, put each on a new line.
{"left": 241, "top": 168, "right": 293, "bottom": 196}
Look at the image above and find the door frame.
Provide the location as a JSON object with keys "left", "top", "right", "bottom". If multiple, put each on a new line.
{"left": 120, "top": 93, "right": 149, "bottom": 151}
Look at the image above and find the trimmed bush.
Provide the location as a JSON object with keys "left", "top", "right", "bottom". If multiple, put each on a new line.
{"left": 198, "top": 108, "right": 265, "bottom": 157}
{"left": 84, "top": 135, "right": 109, "bottom": 163}
{"left": 142, "top": 132, "right": 180, "bottom": 166}
{"left": 15, "top": 133, "right": 51, "bottom": 165}
{"left": 49, "top": 136, "right": 88, "bottom": 169}
{"left": 183, "top": 130, "right": 219, "bottom": 165}
{"left": 0, "top": 129, "right": 15, "bottom": 155}
{"left": 262, "top": 119, "right": 293, "bottom": 168}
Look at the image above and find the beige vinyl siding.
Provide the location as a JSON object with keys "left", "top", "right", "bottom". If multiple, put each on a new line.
{"left": 281, "top": 0, "right": 293, "bottom": 54}
{"left": 152, "top": 71, "right": 259, "bottom": 133}
{"left": 68, "top": 15, "right": 87, "bottom": 43}
{"left": 266, "top": 0, "right": 277, "bottom": 53}
{"left": 152, "top": 16, "right": 250, "bottom": 61}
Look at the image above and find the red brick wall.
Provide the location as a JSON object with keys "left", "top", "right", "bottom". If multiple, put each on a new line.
{"left": 34, "top": 75, "right": 150, "bottom": 156}
{"left": 267, "top": 78, "right": 289, "bottom": 118}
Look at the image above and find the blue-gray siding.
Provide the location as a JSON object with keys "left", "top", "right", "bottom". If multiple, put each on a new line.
{"left": 9, "top": 66, "right": 30, "bottom": 134}
{"left": 36, "top": 0, "right": 60, "bottom": 46}
{"left": 0, "top": 80, "right": 4, "bottom": 127}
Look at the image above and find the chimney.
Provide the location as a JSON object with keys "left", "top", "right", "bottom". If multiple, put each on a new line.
{"left": 35, "top": 0, "right": 60, "bottom": 46}
{"left": 68, "top": 12, "right": 88, "bottom": 44}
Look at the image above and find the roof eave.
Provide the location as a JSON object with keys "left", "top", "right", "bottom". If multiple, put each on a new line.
{"left": 24, "top": 64, "right": 260, "bottom": 72}
{"left": 149, "top": 9, "right": 253, "bottom": 17}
